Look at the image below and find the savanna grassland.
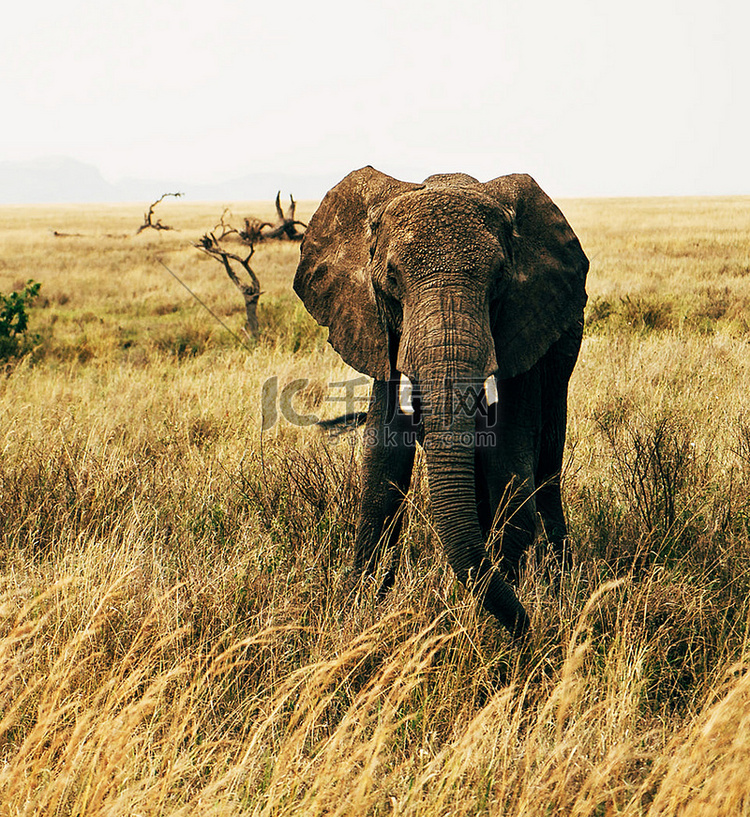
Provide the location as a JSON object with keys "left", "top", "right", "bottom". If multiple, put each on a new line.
{"left": 1, "top": 193, "right": 750, "bottom": 815}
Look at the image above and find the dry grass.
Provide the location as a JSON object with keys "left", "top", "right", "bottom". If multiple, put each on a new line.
{"left": 1, "top": 196, "right": 750, "bottom": 814}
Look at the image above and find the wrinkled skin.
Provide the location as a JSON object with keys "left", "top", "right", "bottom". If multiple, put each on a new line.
{"left": 294, "top": 167, "right": 588, "bottom": 639}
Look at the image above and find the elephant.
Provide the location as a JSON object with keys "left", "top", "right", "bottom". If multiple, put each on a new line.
{"left": 294, "top": 166, "right": 588, "bottom": 639}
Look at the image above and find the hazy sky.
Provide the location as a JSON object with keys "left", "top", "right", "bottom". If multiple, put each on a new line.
{"left": 3, "top": 0, "right": 748, "bottom": 197}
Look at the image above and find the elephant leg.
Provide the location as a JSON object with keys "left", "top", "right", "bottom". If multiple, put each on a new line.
{"left": 492, "top": 472, "right": 538, "bottom": 586}
{"left": 535, "top": 395, "right": 572, "bottom": 573}
{"left": 474, "top": 451, "right": 535, "bottom": 583}
{"left": 354, "top": 379, "right": 417, "bottom": 594}
{"left": 478, "top": 369, "right": 541, "bottom": 586}
{"left": 535, "top": 323, "right": 583, "bottom": 574}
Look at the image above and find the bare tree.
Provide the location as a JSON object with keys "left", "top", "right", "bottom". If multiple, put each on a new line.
{"left": 213, "top": 194, "right": 306, "bottom": 244}
{"left": 194, "top": 233, "right": 262, "bottom": 340}
{"left": 211, "top": 208, "right": 241, "bottom": 241}
{"left": 242, "top": 216, "right": 273, "bottom": 243}
{"left": 262, "top": 192, "right": 307, "bottom": 241}
{"left": 137, "top": 192, "right": 183, "bottom": 234}
{"left": 210, "top": 208, "right": 274, "bottom": 245}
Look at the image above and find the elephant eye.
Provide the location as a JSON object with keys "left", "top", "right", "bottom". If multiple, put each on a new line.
{"left": 375, "top": 259, "right": 402, "bottom": 299}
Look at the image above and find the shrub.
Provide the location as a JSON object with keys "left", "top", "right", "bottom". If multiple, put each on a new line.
{"left": 0, "top": 280, "right": 41, "bottom": 359}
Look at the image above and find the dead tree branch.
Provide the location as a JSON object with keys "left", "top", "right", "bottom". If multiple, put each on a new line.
{"left": 262, "top": 191, "right": 307, "bottom": 241}
{"left": 217, "top": 193, "right": 306, "bottom": 243}
{"left": 209, "top": 208, "right": 270, "bottom": 244}
{"left": 137, "top": 192, "right": 183, "bottom": 234}
{"left": 212, "top": 208, "right": 241, "bottom": 241}
{"left": 242, "top": 216, "right": 273, "bottom": 243}
{"left": 194, "top": 232, "right": 262, "bottom": 340}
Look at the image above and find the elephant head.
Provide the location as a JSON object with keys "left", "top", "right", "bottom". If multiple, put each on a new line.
{"left": 294, "top": 166, "right": 588, "bottom": 637}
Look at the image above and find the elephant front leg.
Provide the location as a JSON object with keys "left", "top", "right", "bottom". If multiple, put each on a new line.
{"left": 478, "top": 369, "right": 542, "bottom": 586}
{"left": 535, "top": 325, "right": 582, "bottom": 576}
{"left": 354, "top": 379, "right": 417, "bottom": 595}
{"left": 476, "top": 433, "right": 539, "bottom": 586}
{"left": 485, "top": 466, "right": 538, "bottom": 586}
{"left": 535, "top": 396, "right": 573, "bottom": 575}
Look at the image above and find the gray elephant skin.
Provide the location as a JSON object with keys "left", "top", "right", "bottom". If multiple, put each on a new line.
{"left": 294, "top": 166, "right": 588, "bottom": 639}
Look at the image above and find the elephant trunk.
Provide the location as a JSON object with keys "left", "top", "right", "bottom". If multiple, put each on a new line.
{"left": 418, "top": 364, "right": 530, "bottom": 639}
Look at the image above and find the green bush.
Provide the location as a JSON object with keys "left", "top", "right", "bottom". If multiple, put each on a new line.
{"left": 0, "top": 280, "right": 41, "bottom": 360}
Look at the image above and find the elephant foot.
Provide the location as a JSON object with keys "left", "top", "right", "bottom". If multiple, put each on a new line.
{"left": 348, "top": 564, "right": 397, "bottom": 606}
{"left": 553, "top": 538, "right": 574, "bottom": 573}
{"left": 537, "top": 537, "right": 574, "bottom": 593}
{"left": 340, "top": 566, "right": 363, "bottom": 599}
{"left": 496, "top": 558, "right": 523, "bottom": 588}
{"left": 376, "top": 569, "right": 396, "bottom": 600}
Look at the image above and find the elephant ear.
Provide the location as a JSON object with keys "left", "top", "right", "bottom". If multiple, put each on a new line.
{"left": 294, "top": 166, "right": 420, "bottom": 379}
{"left": 482, "top": 174, "right": 589, "bottom": 379}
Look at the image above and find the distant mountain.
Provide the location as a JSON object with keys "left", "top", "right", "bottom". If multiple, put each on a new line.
{"left": 0, "top": 157, "right": 335, "bottom": 203}
{"left": 0, "top": 157, "right": 115, "bottom": 203}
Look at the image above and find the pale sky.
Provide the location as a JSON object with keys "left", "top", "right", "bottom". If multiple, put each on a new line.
{"left": 2, "top": 0, "right": 748, "bottom": 198}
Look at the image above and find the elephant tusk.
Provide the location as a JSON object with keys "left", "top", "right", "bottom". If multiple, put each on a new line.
{"left": 484, "top": 375, "right": 498, "bottom": 406}
{"left": 399, "top": 373, "right": 415, "bottom": 415}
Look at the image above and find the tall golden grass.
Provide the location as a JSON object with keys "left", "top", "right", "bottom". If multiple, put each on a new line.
{"left": 1, "top": 196, "right": 749, "bottom": 814}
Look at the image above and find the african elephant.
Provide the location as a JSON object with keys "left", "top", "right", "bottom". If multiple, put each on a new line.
{"left": 294, "top": 166, "right": 588, "bottom": 639}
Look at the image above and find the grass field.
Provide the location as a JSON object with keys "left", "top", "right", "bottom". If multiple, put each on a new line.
{"left": 1, "top": 194, "right": 750, "bottom": 815}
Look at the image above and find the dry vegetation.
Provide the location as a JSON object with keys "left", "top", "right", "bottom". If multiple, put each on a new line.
{"left": 1, "top": 194, "right": 750, "bottom": 814}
